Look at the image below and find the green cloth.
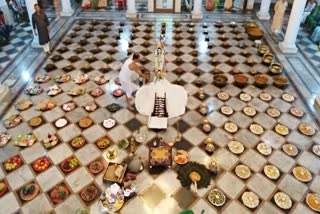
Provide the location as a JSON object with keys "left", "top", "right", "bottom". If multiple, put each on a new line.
{"left": 179, "top": 210, "right": 194, "bottom": 214}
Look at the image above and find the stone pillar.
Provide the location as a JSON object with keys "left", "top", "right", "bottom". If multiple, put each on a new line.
{"left": 234, "top": 0, "right": 255, "bottom": 10}
{"left": 279, "top": 0, "right": 307, "bottom": 53}
{"left": 0, "top": 0, "right": 14, "bottom": 25}
{"left": 192, "top": 0, "right": 203, "bottom": 19}
{"left": 126, "top": 0, "right": 137, "bottom": 19}
{"left": 0, "top": 84, "right": 10, "bottom": 102}
{"left": 257, "top": 0, "right": 272, "bottom": 20}
{"left": 60, "top": 0, "right": 74, "bottom": 17}
{"left": 175, "top": 0, "right": 181, "bottom": 13}
{"left": 148, "top": 0, "right": 154, "bottom": 12}
{"left": 25, "top": 0, "right": 40, "bottom": 47}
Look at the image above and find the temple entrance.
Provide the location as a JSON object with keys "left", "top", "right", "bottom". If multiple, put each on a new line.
{"left": 154, "top": 0, "right": 175, "bottom": 13}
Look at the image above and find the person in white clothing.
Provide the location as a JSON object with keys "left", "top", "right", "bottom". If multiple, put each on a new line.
{"left": 119, "top": 53, "right": 149, "bottom": 110}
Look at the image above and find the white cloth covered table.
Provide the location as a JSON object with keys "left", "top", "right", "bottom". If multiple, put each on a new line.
{"left": 135, "top": 79, "right": 188, "bottom": 119}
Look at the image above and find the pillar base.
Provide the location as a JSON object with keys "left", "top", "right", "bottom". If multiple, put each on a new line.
{"left": 60, "top": 9, "right": 74, "bottom": 17}
{"left": 191, "top": 12, "right": 203, "bottom": 20}
{"left": 257, "top": 11, "right": 270, "bottom": 20}
{"left": 126, "top": 11, "right": 137, "bottom": 19}
{"left": 279, "top": 41, "right": 298, "bottom": 53}
{"left": 0, "top": 84, "right": 10, "bottom": 102}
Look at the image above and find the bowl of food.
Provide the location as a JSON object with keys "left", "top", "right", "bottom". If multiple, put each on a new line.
{"left": 273, "top": 76, "right": 289, "bottom": 88}
{"left": 269, "top": 63, "right": 282, "bottom": 75}
{"left": 263, "top": 53, "right": 274, "bottom": 65}
{"left": 234, "top": 74, "right": 249, "bottom": 87}
{"left": 258, "top": 45, "right": 270, "bottom": 56}
{"left": 254, "top": 74, "right": 269, "bottom": 88}
{"left": 244, "top": 22, "right": 258, "bottom": 31}
{"left": 213, "top": 74, "right": 228, "bottom": 88}
{"left": 247, "top": 28, "right": 264, "bottom": 40}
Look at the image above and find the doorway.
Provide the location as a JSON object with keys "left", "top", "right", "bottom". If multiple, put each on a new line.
{"left": 154, "top": 0, "right": 175, "bottom": 12}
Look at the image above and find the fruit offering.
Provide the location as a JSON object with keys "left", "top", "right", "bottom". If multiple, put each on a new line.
{"left": 61, "top": 157, "right": 79, "bottom": 173}
{"left": 70, "top": 136, "right": 86, "bottom": 149}
{"left": 3, "top": 114, "right": 23, "bottom": 129}
{"left": 34, "top": 74, "right": 50, "bottom": 83}
{"left": 55, "top": 74, "right": 71, "bottom": 83}
{"left": 20, "top": 183, "right": 40, "bottom": 201}
{"left": 96, "top": 137, "right": 111, "bottom": 149}
{"left": 80, "top": 184, "right": 99, "bottom": 202}
{"left": 62, "top": 102, "right": 77, "bottom": 112}
{"left": 89, "top": 160, "right": 105, "bottom": 174}
{"left": 15, "top": 99, "right": 33, "bottom": 111}
{"left": 4, "top": 156, "right": 23, "bottom": 172}
{"left": 42, "top": 134, "right": 59, "bottom": 149}
{"left": 50, "top": 184, "right": 70, "bottom": 204}
{"left": 0, "top": 133, "right": 11, "bottom": 147}
{"left": 0, "top": 180, "right": 8, "bottom": 197}
{"left": 25, "top": 85, "right": 43, "bottom": 95}
{"left": 14, "top": 134, "right": 36, "bottom": 147}
{"left": 32, "top": 157, "right": 51, "bottom": 172}
{"left": 90, "top": 87, "right": 104, "bottom": 97}
{"left": 36, "top": 99, "right": 57, "bottom": 111}
{"left": 74, "top": 74, "right": 89, "bottom": 84}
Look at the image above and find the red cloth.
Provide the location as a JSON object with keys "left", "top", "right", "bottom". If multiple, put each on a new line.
{"left": 0, "top": 16, "right": 5, "bottom": 25}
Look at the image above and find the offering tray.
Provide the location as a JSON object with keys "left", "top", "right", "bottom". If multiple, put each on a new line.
{"left": 99, "top": 183, "right": 124, "bottom": 213}
{"left": 103, "top": 162, "right": 127, "bottom": 183}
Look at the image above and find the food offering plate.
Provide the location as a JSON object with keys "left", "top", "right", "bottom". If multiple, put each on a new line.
{"left": 88, "top": 159, "right": 105, "bottom": 175}
{"left": 227, "top": 141, "right": 244, "bottom": 155}
{"left": 49, "top": 184, "right": 70, "bottom": 204}
{"left": 19, "top": 183, "right": 40, "bottom": 202}
{"left": 47, "top": 84, "right": 62, "bottom": 96}
{"left": 243, "top": 106, "right": 256, "bottom": 117}
{"left": 282, "top": 144, "right": 298, "bottom": 157}
{"left": 312, "top": 144, "right": 320, "bottom": 157}
{"left": 217, "top": 91, "right": 229, "bottom": 101}
{"left": 224, "top": 122, "right": 238, "bottom": 133}
{"left": 55, "top": 74, "right": 71, "bottom": 83}
{"left": 42, "top": 134, "right": 59, "bottom": 149}
{"left": 99, "top": 184, "right": 125, "bottom": 213}
{"left": 70, "top": 136, "right": 86, "bottom": 149}
{"left": 292, "top": 166, "right": 312, "bottom": 183}
{"left": 32, "top": 157, "right": 51, "bottom": 173}
{"left": 282, "top": 93, "right": 295, "bottom": 102}
{"left": 78, "top": 117, "right": 93, "bottom": 129}
{"left": 62, "top": 102, "right": 77, "bottom": 112}
{"left": 275, "top": 124, "right": 289, "bottom": 136}
{"left": 242, "top": 191, "right": 260, "bottom": 209}
{"left": 25, "top": 85, "right": 43, "bottom": 96}
{"left": 274, "top": 192, "right": 292, "bottom": 210}
{"left": 80, "top": 184, "right": 100, "bottom": 204}
{"left": 34, "top": 74, "right": 50, "bottom": 83}
{"left": 290, "top": 107, "right": 304, "bottom": 118}
{"left": 14, "top": 134, "right": 37, "bottom": 147}
{"left": 267, "top": 108, "right": 280, "bottom": 118}
{"left": 3, "top": 114, "right": 23, "bottom": 129}
{"left": 84, "top": 102, "right": 97, "bottom": 112}
{"left": 118, "top": 139, "right": 129, "bottom": 150}
{"left": 208, "top": 188, "right": 226, "bottom": 207}
{"left": 103, "top": 118, "right": 116, "bottom": 129}
{"left": 29, "top": 116, "right": 43, "bottom": 128}
{"left": 36, "top": 99, "right": 56, "bottom": 111}
{"left": 250, "top": 124, "right": 264, "bottom": 135}
{"left": 60, "top": 156, "right": 79, "bottom": 173}
{"left": 15, "top": 99, "right": 33, "bottom": 111}
{"left": 67, "top": 86, "right": 86, "bottom": 96}
{"left": 107, "top": 103, "right": 121, "bottom": 113}
{"left": 103, "top": 162, "right": 127, "bottom": 183}
{"left": 299, "top": 123, "right": 316, "bottom": 136}
{"left": 0, "top": 180, "right": 8, "bottom": 197}
{"left": 306, "top": 193, "right": 320, "bottom": 212}
{"left": 55, "top": 118, "right": 68, "bottom": 129}
{"left": 3, "top": 156, "right": 23, "bottom": 172}
{"left": 94, "top": 75, "right": 109, "bottom": 85}
{"left": 257, "top": 142, "right": 272, "bottom": 156}
{"left": 174, "top": 150, "right": 189, "bottom": 165}
{"left": 74, "top": 74, "right": 89, "bottom": 84}
{"left": 239, "top": 93, "right": 252, "bottom": 102}
{"left": 90, "top": 87, "right": 104, "bottom": 97}
{"left": 235, "top": 164, "right": 251, "bottom": 179}
{"left": 0, "top": 133, "right": 11, "bottom": 147}
{"left": 264, "top": 165, "right": 280, "bottom": 180}
{"left": 259, "top": 92, "right": 272, "bottom": 102}
{"left": 113, "top": 89, "right": 124, "bottom": 97}
{"left": 96, "top": 137, "right": 111, "bottom": 150}
{"left": 221, "top": 106, "right": 234, "bottom": 116}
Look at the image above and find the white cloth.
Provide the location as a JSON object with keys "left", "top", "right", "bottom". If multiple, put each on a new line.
{"left": 119, "top": 58, "right": 139, "bottom": 97}
{"left": 135, "top": 79, "right": 188, "bottom": 119}
{"left": 42, "top": 42, "right": 50, "bottom": 52}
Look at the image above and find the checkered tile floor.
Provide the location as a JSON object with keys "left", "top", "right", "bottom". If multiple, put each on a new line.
{"left": 0, "top": 19, "right": 320, "bottom": 214}
{"left": 0, "top": 23, "right": 33, "bottom": 72}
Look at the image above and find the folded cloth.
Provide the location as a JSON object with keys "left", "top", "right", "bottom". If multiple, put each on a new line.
{"left": 148, "top": 117, "right": 168, "bottom": 129}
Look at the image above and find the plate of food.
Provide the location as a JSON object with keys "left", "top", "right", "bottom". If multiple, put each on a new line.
{"left": 94, "top": 75, "right": 109, "bottom": 85}
{"left": 80, "top": 184, "right": 99, "bottom": 202}
{"left": 282, "top": 93, "right": 295, "bottom": 102}
{"left": 34, "top": 74, "right": 50, "bottom": 83}
{"left": 312, "top": 144, "right": 320, "bottom": 157}
{"left": 83, "top": 102, "right": 97, "bottom": 112}
{"left": 274, "top": 192, "right": 292, "bottom": 210}
{"left": 60, "top": 157, "right": 79, "bottom": 173}
{"left": 20, "top": 183, "right": 40, "bottom": 201}
{"left": 3, "top": 114, "right": 23, "bottom": 129}
{"left": 113, "top": 89, "right": 124, "bottom": 97}
{"left": 78, "top": 117, "right": 93, "bottom": 129}
{"left": 267, "top": 108, "right": 280, "bottom": 118}
{"left": 242, "top": 191, "right": 259, "bottom": 209}
{"left": 240, "top": 93, "right": 252, "bottom": 102}
{"left": 259, "top": 92, "right": 272, "bottom": 102}
{"left": 299, "top": 123, "right": 316, "bottom": 136}
{"left": 118, "top": 139, "right": 129, "bottom": 149}
{"left": 103, "top": 118, "right": 116, "bottom": 129}
{"left": 243, "top": 106, "right": 256, "bottom": 117}
{"left": 208, "top": 188, "right": 226, "bottom": 207}
{"left": 36, "top": 99, "right": 56, "bottom": 111}
{"left": 290, "top": 107, "right": 304, "bottom": 118}
{"left": 15, "top": 99, "right": 33, "bottom": 111}
{"left": 0, "top": 180, "right": 8, "bottom": 197}
{"left": 282, "top": 144, "right": 298, "bottom": 157}
{"left": 174, "top": 150, "right": 189, "bottom": 165}
{"left": 62, "top": 102, "right": 77, "bottom": 112}
{"left": 29, "top": 117, "right": 43, "bottom": 128}
{"left": 250, "top": 124, "right": 264, "bottom": 135}
{"left": 50, "top": 184, "right": 70, "bottom": 204}
{"left": 70, "top": 136, "right": 86, "bottom": 149}
{"left": 224, "top": 122, "right": 238, "bottom": 133}
{"left": 107, "top": 103, "right": 121, "bottom": 113}
{"left": 14, "top": 134, "right": 36, "bottom": 147}
{"left": 67, "top": 86, "right": 86, "bottom": 96}
{"left": 3, "top": 156, "right": 23, "bottom": 172}
{"left": 275, "top": 124, "right": 289, "bottom": 136}
{"left": 32, "top": 157, "right": 50, "bottom": 172}
{"left": 47, "top": 84, "right": 62, "bottom": 96}
{"left": 228, "top": 141, "right": 244, "bottom": 154}
{"left": 292, "top": 166, "right": 312, "bottom": 182}
{"left": 74, "top": 74, "right": 89, "bottom": 84}
{"left": 264, "top": 165, "right": 280, "bottom": 180}
{"left": 90, "top": 87, "right": 104, "bottom": 97}
{"left": 55, "top": 118, "right": 68, "bottom": 128}
{"left": 96, "top": 137, "right": 111, "bottom": 149}
{"left": 42, "top": 134, "right": 59, "bottom": 149}
{"left": 220, "top": 106, "right": 233, "bottom": 116}
{"left": 217, "top": 92, "right": 229, "bottom": 101}
{"left": 25, "top": 85, "right": 43, "bottom": 96}
{"left": 306, "top": 193, "right": 320, "bottom": 212}
{"left": 0, "top": 133, "right": 11, "bottom": 147}
{"left": 235, "top": 164, "right": 251, "bottom": 179}
{"left": 55, "top": 74, "right": 71, "bottom": 83}
{"left": 257, "top": 142, "right": 272, "bottom": 156}
{"left": 89, "top": 159, "right": 105, "bottom": 175}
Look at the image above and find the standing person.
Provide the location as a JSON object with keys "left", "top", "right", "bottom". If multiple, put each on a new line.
{"left": 8, "top": 0, "right": 20, "bottom": 23}
{"left": 271, "top": 0, "right": 288, "bottom": 34}
{"left": 224, "top": 0, "right": 233, "bottom": 11}
{"left": 32, "top": 4, "right": 51, "bottom": 55}
{"left": 119, "top": 53, "right": 149, "bottom": 110}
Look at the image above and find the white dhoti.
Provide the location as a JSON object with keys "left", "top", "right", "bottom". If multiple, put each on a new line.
{"left": 119, "top": 57, "right": 139, "bottom": 97}
{"left": 119, "top": 80, "right": 138, "bottom": 97}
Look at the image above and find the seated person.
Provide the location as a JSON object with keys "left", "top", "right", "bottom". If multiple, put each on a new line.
{"left": 0, "top": 10, "right": 11, "bottom": 41}
{"left": 302, "top": 0, "right": 317, "bottom": 23}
